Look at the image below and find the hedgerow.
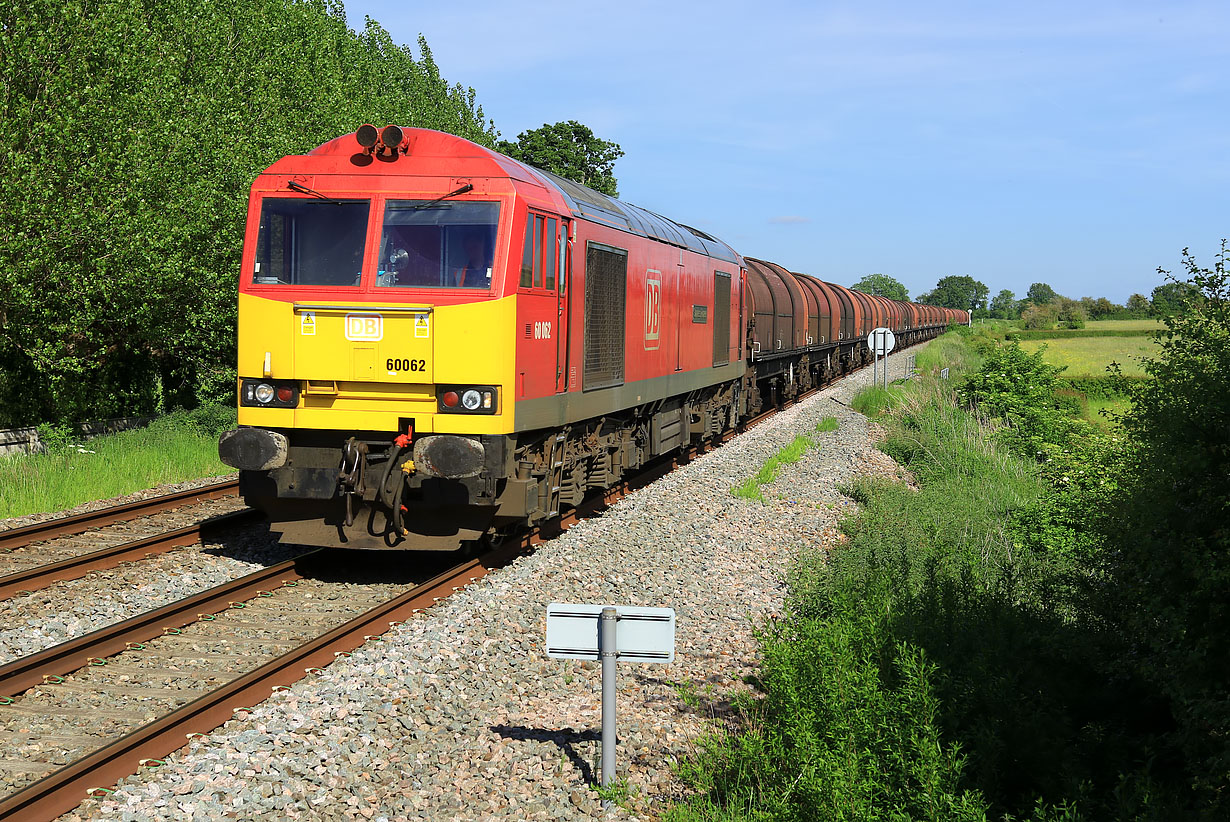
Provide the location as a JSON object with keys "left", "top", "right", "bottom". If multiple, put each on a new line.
{"left": 0, "top": 0, "right": 497, "bottom": 427}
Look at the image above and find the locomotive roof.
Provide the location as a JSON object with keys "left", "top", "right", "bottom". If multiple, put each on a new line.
{"left": 524, "top": 167, "right": 742, "bottom": 265}
{"left": 300, "top": 128, "right": 742, "bottom": 266}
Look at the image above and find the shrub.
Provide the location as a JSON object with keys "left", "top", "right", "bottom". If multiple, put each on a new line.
{"left": 957, "top": 340, "right": 1083, "bottom": 457}
{"left": 1096, "top": 243, "right": 1230, "bottom": 804}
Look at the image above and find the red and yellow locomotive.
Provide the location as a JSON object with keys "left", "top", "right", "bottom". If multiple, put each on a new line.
{"left": 218, "top": 126, "right": 966, "bottom": 550}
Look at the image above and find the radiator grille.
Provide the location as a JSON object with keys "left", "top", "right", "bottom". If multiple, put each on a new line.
{"left": 713, "top": 271, "right": 731, "bottom": 365}
{"left": 584, "top": 243, "right": 627, "bottom": 390}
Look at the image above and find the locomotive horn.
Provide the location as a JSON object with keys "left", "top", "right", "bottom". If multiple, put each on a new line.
{"left": 380, "top": 125, "right": 404, "bottom": 150}
{"left": 355, "top": 124, "right": 379, "bottom": 148}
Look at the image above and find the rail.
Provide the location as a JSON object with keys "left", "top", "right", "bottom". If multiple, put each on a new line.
{"left": 0, "top": 478, "right": 241, "bottom": 552}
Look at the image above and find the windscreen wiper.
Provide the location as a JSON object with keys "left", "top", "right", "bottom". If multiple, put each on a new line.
{"left": 389, "top": 183, "right": 474, "bottom": 212}
{"left": 287, "top": 180, "right": 344, "bottom": 205}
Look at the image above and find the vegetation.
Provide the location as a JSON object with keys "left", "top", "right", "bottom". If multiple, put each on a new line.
{"left": 496, "top": 120, "right": 624, "bottom": 197}
{"left": 850, "top": 273, "right": 909, "bottom": 301}
{"left": 0, "top": 405, "right": 236, "bottom": 517}
{"left": 731, "top": 418, "right": 840, "bottom": 501}
{"left": 917, "top": 274, "right": 989, "bottom": 312}
{"left": 0, "top": 0, "right": 497, "bottom": 428}
{"left": 1018, "top": 336, "right": 1156, "bottom": 377}
{"left": 670, "top": 243, "right": 1230, "bottom": 821}
{"left": 732, "top": 435, "right": 817, "bottom": 502}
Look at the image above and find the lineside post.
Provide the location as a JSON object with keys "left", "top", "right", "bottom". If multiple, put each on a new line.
{"left": 599, "top": 607, "right": 617, "bottom": 803}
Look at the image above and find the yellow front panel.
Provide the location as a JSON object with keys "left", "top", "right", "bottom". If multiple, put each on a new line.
{"left": 237, "top": 292, "right": 517, "bottom": 434}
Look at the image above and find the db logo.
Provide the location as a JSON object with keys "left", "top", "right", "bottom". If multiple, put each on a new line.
{"left": 345, "top": 313, "right": 383, "bottom": 341}
{"left": 645, "top": 275, "right": 661, "bottom": 350}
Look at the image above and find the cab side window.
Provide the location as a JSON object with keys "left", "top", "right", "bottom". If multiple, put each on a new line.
{"left": 520, "top": 213, "right": 563, "bottom": 292}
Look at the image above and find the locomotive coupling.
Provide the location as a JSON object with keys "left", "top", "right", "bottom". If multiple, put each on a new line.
{"left": 218, "top": 428, "right": 289, "bottom": 471}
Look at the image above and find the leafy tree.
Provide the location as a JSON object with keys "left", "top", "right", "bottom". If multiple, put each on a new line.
{"left": 1098, "top": 243, "right": 1230, "bottom": 803}
{"left": 1025, "top": 282, "right": 1059, "bottom": 304}
{"left": 0, "top": 0, "right": 496, "bottom": 426}
{"left": 989, "top": 289, "right": 1019, "bottom": 319}
{"left": 1082, "top": 296, "right": 1120, "bottom": 319}
{"left": 850, "top": 273, "right": 909, "bottom": 301}
{"left": 1125, "top": 293, "right": 1150, "bottom": 315}
{"left": 924, "top": 275, "right": 989, "bottom": 312}
{"left": 1020, "top": 301, "right": 1060, "bottom": 330}
{"left": 1150, "top": 280, "right": 1200, "bottom": 317}
{"left": 1054, "top": 297, "right": 1086, "bottom": 328}
{"left": 497, "top": 120, "right": 624, "bottom": 197}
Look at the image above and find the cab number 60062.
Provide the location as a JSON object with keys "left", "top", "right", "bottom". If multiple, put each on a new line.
{"left": 387, "top": 358, "right": 426, "bottom": 372}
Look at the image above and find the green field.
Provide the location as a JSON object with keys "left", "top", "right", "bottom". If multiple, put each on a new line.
{"left": 1083, "top": 319, "right": 1164, "bottom": 331}
{"left": 1020, "top": 336, "right": 1156, "bottom": 377}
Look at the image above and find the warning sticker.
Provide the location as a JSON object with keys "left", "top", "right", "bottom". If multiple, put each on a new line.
{"left": 301, "top": 311, "right": 316, "bottom": 336}
{"left": 414, "top": 313, "right": 430, "bottom": 339}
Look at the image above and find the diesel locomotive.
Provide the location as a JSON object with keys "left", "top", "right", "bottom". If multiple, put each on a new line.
{"left": 218, "top": 125, "right": 967, "bottom": 551}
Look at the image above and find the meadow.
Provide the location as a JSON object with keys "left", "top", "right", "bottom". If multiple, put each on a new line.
{"left": 1019, "top": 335, "right": 1156, "bottom": 377}
{"left": 1082, "top": 318, "right": 1164, "bottom": 331}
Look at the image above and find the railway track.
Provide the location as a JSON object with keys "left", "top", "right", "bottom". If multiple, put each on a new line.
{"left": 0, "top": 479, "right": 240, "bottom": 553}
{"left": 0, "top": 544, "right": 530, "bottom": 821}
{"left": 0, "top": 509, "right": 262, "bottom": 602}
{"left": 0, "top": 362, "right": 884, "bottom": 819}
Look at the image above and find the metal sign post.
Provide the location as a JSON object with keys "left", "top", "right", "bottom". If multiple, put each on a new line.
{"left": 547, "top": 603, "right": 676, "bottom": 804}
{"left": 866, "top": 328, "right": 896, "bottom": 389}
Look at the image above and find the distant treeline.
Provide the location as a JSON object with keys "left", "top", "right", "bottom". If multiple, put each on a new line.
{"left": 0, "top": 0, "right": 498, "bottom": 427}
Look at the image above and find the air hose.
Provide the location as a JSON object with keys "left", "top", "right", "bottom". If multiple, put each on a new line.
{"left": 377, "top": 445, "right": 402, "bottom": 509}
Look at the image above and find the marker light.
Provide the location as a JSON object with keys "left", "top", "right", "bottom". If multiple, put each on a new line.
{"left": 254, "top": 383, "right": 275, "bottom": 404}
{"left": 441, "top": 391, "right": 460, "bottom": 408}
{"left": 356, "top": 124, "right": 378, "bottom": 148}
{"left": 276, "top": 386, "right": 294, "bottom": 403}
{"left": 461, "top": 390, "right": 482, "bottom": 410}
{"left": 381, "top": 125, "right": 403, "bottom": 150}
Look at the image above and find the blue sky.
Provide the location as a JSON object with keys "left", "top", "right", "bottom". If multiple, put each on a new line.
{"left": 344, "top": 1, "right": 1228, "bottom": 304}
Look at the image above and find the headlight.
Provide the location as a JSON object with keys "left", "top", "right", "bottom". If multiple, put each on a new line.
{"left": 241, "top": 379, "right": 299, "bottom": 408}
{"left": 436, "top": 385, "right": 497, "bottom": 414}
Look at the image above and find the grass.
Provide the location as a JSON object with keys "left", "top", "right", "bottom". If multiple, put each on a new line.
{"left": 1083, "top": 319, "right": 1164, "bottom": 331}
{"left": 1019, "top": 335, "right": 1156, "bottom": 377}
{"left": 731, "top": 417, "right": 841, "bottom": 502}
{"left": 0, "top": 406, "right": 237, "bottom": 518}
{"left": 732, "top": 435, "right": 815, "bottom": 502}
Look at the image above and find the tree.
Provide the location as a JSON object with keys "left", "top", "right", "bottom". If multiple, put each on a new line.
{"left": 990, "top": 289, "right": 1019, "bottom": 319}
{"left": 923, "top": 275, "right": 989, "bottom": 312}
{"left": 1055, "top": 297, "right": 1087, "bottom": 328}
{"left": 1150, "top": 280, "right": 1200, "bottom": 317}
{"left": 497, "top": 120, "right": 624, "bottom": 197}
{"left": 851, "top": 273, "right": 908, "bottom": 301}
{"left": 0, "top": 0, "right": 498, "bottom": 426}
{"left": 1098, "top": 243, "right": 1230, "bottom": 799}
{"left": 1126, "top": 293, "right": 1150, "bottom": 315}
{"left": 1026, "top": 282, "right": 1059, "bottom": 304}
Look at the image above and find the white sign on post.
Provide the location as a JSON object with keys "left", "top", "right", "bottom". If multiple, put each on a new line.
{"left": 866, "top": 327, "right": 896, "bottom": 355}
{"left": 547, "top": 603, "right": 676, "bottom": 805}
{"left": 545, "top": 604, "right": 675, "bottom": 663}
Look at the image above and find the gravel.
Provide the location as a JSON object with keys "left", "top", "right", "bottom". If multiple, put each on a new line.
{"left": 0, "top": 522, "right": 308, "bottom": 664}
{"left": 52, "top": 361, "right": 914, "bottom": 821}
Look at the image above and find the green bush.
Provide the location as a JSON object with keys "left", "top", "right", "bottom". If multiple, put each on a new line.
{"left": 1094, "top": 245, "right": 1230, "bottom": 804}
{"left": 958, "top": 340, "right": 1084, "bottom": 457}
